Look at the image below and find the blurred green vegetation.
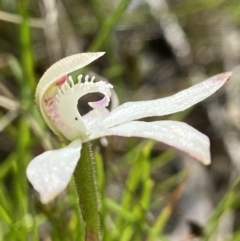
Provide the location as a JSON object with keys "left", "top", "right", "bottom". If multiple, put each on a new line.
{"left": 0, "top": 0, "right": 240, "bottom": 240}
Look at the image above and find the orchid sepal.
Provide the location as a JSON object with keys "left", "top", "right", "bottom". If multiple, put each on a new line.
{"left": 102, "top": 72, "right": 231, "bottom": 128}
{"left": 27, "top": 139, "right": 82, "bottom": 203}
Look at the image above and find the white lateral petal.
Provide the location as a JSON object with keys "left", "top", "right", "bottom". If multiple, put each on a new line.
{"left": 90, "top": 121, "right": 210, "bottom": 164}
{"left": 102, "top": 72, "right": 231, "bottom": 128}
{"left": 26, "top": 139, "right": 82, "bottom": 203}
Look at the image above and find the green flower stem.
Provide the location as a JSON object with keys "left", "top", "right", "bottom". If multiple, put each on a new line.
{"left": 74, "top": 142, "right": 101, "bottom": 241}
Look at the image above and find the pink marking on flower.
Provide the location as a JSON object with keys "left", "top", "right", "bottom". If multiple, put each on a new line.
{"left": 55, "top": 75, "right": 67, "bottom": 86}
{"left": 43, "top": 96, "right": 65, "bottom": 128}
{"left": 88, "top": 96, "right": 108, "bottom": 109}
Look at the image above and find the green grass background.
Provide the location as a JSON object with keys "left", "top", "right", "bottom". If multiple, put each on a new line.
{"left": 0, "top": 0, "right": 240, "bottom": 240}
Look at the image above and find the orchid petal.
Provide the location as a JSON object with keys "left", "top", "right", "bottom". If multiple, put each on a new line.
{"left": 26, "top": 139, "right": 82, "bottom": 203}
{"left": 102, "top": 72, "right": 231, "bottom": 128}
{"left": 90, "top": 121, "right": 210, "bottom": 164}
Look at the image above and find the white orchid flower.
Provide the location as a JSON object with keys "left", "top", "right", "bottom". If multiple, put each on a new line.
{"left": 27, "top": 52, "right": 231, "bottom": 203}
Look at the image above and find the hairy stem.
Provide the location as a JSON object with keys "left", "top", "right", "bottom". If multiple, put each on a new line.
{"left": 74, "top": 142, "right": 101, "bottom": 241}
